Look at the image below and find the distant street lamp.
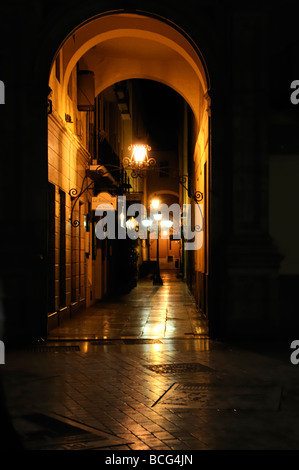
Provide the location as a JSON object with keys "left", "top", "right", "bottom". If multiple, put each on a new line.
{"left": 141, "top": 217, "right": 152, "bottom": 261}
{"left": 141, "top": 218, "right": 153, "bottom": 228}
{"left": 150, "top": 198, "right": 173, "bottom": 286}
{"left": 152, "top": 210, "right": 163, "bottom": 285}
{"left": 151, "top": 198, "right": 160, "bottom": 210}
{"left": 126, "top": 216, "right": 139, "bottom": 231}
{"left": 161, "top": 220, "right": 173, "bottom": 229}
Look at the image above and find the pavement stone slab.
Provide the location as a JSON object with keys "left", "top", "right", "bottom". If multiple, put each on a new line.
{"left": 1, "top": 273, "right": 299, "bottom": 450}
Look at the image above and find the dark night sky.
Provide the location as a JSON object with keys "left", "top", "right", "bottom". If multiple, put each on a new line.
{"left": 132, "top": 79, "right": 183, "bottom": 151}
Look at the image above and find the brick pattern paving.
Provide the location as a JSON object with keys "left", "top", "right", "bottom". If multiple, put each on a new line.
{"left": 3, "top": 337, "right": 299, "bottom": 450}
{"left": 2, "top": 273, "right": 299, "bottom": 449}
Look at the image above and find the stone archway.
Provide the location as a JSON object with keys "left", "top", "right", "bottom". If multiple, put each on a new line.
{"left": 58, "top": 13, "right": 209, "bottom": 125}
{"left": 47, "top": 10, "right": 211, "bottom": 334}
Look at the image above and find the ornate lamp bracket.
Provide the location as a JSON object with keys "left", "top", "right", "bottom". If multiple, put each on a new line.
{"left": 69, "top": 176, "right": 95, "bottom": 227}
{"left": 179, "top": 174, "right": 204, "bottom": 204}
{"left": 123, "top": 144, "right": 156, "bottom": 178}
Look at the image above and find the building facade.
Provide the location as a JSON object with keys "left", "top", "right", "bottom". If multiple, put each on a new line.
{"left": 47, "top": 59, "right": 149, "bottom": 328}
{"left": 0, "top": 1, "right": 298, "bottom": 344}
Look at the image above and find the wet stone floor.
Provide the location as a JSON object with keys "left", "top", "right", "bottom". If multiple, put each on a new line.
{"left": 48, "top": 271, "right": 208, "bottom": 341}
{"left": 2, "top": 271, "right": 299, "bottom": 450}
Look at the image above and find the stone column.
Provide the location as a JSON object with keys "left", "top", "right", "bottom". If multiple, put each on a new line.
{"left": 225, "top": 10, "right": 282, "bottom": 338}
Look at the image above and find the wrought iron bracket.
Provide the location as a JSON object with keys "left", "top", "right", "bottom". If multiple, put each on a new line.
{"left": 69, "top": 175, "right": 94, "bottom": 227}
{"left": 69, "top": 164, "right": 129, "bottom": 227}
{"left": 123, "top": 156, "right": 156, "bottom": 179}
{"left": 156, "top": 166, "right": 204, "bottom": 204}
{"left": 178, "top": 174, "right": 204, "bottom": 203}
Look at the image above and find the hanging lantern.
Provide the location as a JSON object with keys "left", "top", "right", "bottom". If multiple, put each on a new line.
{"left": 123, "top": 144, "right": 156, "bottom": 177}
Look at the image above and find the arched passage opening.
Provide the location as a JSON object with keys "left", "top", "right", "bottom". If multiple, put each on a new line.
{"left": 47, "top": 11, "right": 210, "bottom": 337}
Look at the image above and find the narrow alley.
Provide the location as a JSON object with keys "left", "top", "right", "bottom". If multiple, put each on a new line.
{"left": 1, "top": 3, "right": 299, "bottom": 455}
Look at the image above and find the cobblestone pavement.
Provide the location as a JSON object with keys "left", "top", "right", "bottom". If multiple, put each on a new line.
{"left": 1, "top": 272, "right": 299, "bottom": 450}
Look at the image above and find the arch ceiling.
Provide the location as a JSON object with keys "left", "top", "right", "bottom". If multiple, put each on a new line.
{"left": 60, "top": 13, "right": 209, "bottom": 126}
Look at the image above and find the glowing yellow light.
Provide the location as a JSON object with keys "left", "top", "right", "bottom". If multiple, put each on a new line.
{"left": 151, "top": 199, "right": 160, "bottom": 209}
{"left": 126, "top": 217, "right": 136, "bottom": 230}
{"left": 132, "top": 144, "right": 147, "bottom": 163}
{"left": 126, "top": 217, "right": 139, "bottom": 232}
